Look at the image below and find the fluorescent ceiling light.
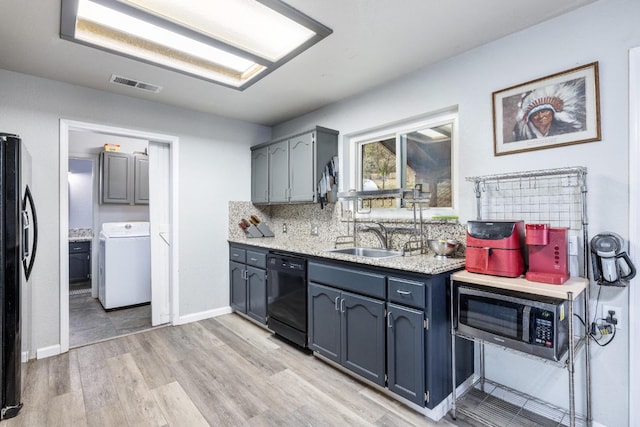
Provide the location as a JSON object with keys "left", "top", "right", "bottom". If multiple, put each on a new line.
{"left": 60, "top": 0, "right": 331, "bottom": 89}
{"left": 119, "top": 0, "right": 316, "bottom": 62}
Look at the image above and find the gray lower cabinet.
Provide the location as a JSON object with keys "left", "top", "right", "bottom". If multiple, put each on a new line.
{"left": 309, "top": 259, "right": 474, "bottom": 410}
{"left": 229, "top": 244, "right": 268, "bottom": 324}
{"left": 308, "top": 282, "right": 386, "bottom": 386}
{"left": 387, "top": 302, "right": 425, "bottom": 405}
{"left": 69, "top": 241, "right": 91, "bottom": 283}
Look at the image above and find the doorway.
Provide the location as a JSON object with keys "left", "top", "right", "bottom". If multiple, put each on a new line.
{"left": 59, "top": 120, "right": 180, "bottom": 353}
{"left": 629, "top": 46, "right": 640, "bottom": 425}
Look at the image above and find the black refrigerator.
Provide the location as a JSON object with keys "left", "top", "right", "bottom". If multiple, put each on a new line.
{"left": 0, "top": 133, "right": 37, "bottom": 420}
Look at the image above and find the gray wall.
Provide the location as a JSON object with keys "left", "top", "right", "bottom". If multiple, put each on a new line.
{"left": 0, "top": 68, "right": 270, "bottom": 355}
{"left": 272, "top": 0, "right": 638, "bottom": 425}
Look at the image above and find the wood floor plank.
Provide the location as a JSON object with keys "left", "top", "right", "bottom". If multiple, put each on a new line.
{"left": 45, "top": 390, "right": 88, "bottom": 427}
{"left": 201, "top": 317, "right": 288, "bottom": 377}
{"left": 130, "top": 340, "right": 177, "bottom": 390}
{"left": 213, "top": 314, "right": 281, "bottom": 352}
{"left": 267, "top": 368, "right": 372, "bottom": 425}
{"left": 151, "top": 381, "right": 209, "bottom": 427}
{"left": 11, "top": 312, "right": 469, "bottom": 427}
{"left": 106, "top": 352, "right": 168, "bottom": 426}
{"left": 85, "top": 404, "right": 129, "bottom": 427}
{"left": 169, "top": 352, "right": 269, "bottom": 425}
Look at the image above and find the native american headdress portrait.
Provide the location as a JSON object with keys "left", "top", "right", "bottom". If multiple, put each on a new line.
{"left": 513, "top": 77, "right": 587, "bottom": 141}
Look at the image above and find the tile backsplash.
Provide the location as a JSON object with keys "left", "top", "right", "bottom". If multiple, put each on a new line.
{"left": 229, "top": 201, "right": 466, "bottom": 256}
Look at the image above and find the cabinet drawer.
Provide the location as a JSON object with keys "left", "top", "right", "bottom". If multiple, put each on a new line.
{"left": 229, "top": 246, "right": 246, "bottom": 263}
{"left": 69, "top": 241, "right": 90, "bottom": 254}
{"left": 246, "top": 250, "right": 266, "bottom": 269}
{"left": 309, "top": 262, "right": 386, "bottom": 299}
{"left": 388, "top": 277, "right": 426, "bottom": 309}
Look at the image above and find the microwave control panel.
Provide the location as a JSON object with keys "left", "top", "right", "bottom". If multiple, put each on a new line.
{"left": 532, "top": 310, "right": 555, "bottom": 347}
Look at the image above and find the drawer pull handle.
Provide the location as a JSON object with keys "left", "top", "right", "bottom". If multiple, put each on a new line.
{"left": 250, "top": 258, "right": 258, "bottom": 262}
{"left": 396, "top": 289, "right": 412, "bottom": 295}
{"left": 335, "top": 296, "right": 340, "bottom": 311}
{"left": 232, "top": 254, "right": 239, "bottom": 258}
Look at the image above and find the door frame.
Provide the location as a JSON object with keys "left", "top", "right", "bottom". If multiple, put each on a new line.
{"left": 628, "top": 46, "right": 639, "bottom": 426}
{"left": 59, "top": 119, "right": 180, "bottom": 353}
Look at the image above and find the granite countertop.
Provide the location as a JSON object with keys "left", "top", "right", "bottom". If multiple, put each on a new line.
{"left": 69, "top": 236, "right": 93, "bottom": 242}
{"left": 69, "top": 228, "right": 93, "bottom": 242}
{"left": 228, "top": 237, "right": 465, "bottom": 276}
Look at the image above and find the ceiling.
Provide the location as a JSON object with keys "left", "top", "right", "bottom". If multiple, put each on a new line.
{"left": 0, "top": 0, "right": 596, "bottom": 126}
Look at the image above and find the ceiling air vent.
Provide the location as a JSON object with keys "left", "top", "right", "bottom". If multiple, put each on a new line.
{"left": 109, "top": 74, "right": 162, "bottom": 93}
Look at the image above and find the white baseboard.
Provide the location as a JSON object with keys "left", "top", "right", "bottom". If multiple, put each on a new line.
{"left": 174, "top": 306, "right": 232, "bottom": 325}
{"left": 37, "top": 344, "right": 62, "bottom": 359}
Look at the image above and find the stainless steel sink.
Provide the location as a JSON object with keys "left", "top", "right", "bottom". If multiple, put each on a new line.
{"left": 327, "top": 247, "right": 403, "bottom": 259}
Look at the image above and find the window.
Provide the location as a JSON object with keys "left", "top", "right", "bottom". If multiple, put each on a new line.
{"left": 353, "top": 111, "right": 457, "bottom": 214}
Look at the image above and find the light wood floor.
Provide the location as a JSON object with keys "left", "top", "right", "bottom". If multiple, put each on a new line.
{"left": 7, "top": 313, "right": 472, "bottom": 427}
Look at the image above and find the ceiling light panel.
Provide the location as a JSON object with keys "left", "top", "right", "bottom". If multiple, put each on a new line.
{"left": 60, "top": 0, "right": 332, "bottom": 90}
{"left": 118, "top": 0, "right": 317, "bottom": 62}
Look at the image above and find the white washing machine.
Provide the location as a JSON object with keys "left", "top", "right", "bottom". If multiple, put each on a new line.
{"left": 98, "top": 222, "right": 151, "bottom": 309}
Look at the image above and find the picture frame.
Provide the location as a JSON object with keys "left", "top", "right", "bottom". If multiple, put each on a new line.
{"left": 492, "top": 62, "right": 601, "bottom": 156}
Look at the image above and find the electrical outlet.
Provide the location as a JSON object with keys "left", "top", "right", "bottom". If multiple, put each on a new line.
{"left": 311, "top": 224, "right": 319, "bottom": 235}
{"left": 602, "top": 305, "right": 623, "bottom": 330}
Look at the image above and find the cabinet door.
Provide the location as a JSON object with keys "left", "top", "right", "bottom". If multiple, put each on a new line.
{"left": 134, "top": 154, "right": 149, "bottom": 204}
{"left": 288, "top": 132, "right": 314, "bottom": 203}
{"left": 387, "top": 303, "right": 425, "bottom": 406}
{"left": 341, "top": 291, "right": 386, "bottom": 386}
{"left": 69, "top": 251, "right": 90, "bottom": 283}
{"left": 268, "top": 140, "right": 289, "bottom": 203}
{"left": 229, "top": 261, "right": 247, "bottom": 313}
{"left": 251, "top": 147, "right": 269, "bottom": 204}
{"left": 246, "top": 266, "right": 267, "bottom": 324}
{"left": 101, "top": 152, "right": 132, "bottom": 204}
{"left": 308, "top": 283, "right": 341, "bottom": 363}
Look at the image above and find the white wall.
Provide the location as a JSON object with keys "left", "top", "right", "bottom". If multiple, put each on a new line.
{"left": 0, "top": 68, "right": 270, "bottom": 356}
{"left": 68, "top": 158, "right": 92, "bottom": 228}
{"left": 272, "top": 0, "right": 638, "bottom": 425}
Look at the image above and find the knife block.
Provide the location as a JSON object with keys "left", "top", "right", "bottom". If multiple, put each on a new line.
{"left": 244, "top": 225, "right": 263, "bottom": 238}
{"left": 244, "top": 223, "right": 274, "bottom": 238}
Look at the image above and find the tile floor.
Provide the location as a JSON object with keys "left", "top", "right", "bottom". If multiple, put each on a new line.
{"left": 69, "top": 292, "right": 153, "bottom": 348}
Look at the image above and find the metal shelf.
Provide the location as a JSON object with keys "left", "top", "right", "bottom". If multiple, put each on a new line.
{"left": 455, "top": 379, "right": 588, "bottom": 427}
{"left": 452, "top": 167, "right": 592, "bottom": 427}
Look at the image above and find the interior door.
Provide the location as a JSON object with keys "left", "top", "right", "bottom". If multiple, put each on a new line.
{"left": 148, "top": 141, "right": 171, "bottom": 326}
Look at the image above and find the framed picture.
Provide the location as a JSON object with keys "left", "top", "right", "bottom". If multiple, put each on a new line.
{"left": 493, "top": 62, "right": 601, "bottom": 156}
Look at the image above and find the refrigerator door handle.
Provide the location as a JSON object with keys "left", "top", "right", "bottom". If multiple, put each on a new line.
{"left": 22, "top": 211, "right": 30, "bottom": 260}
{"left": 22, "top": 184, "right": 38, "bottom": 281}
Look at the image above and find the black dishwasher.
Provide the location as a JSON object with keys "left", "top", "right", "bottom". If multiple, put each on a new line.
{"left": 267, "top": 253, "right": 307, "bottom": 348}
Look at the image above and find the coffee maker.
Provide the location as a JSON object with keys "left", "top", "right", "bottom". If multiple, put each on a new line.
{"left": 525, "top": 224, "right": 569, "bottom": 285}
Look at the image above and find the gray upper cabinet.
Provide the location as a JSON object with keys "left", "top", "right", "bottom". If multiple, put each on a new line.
{"left": 100, "top": 151, "right": 131, "bottom": 204}
{"left": 100, "top": 151, "right": 149, "bottom": 205}
{"left": 251, "top": 146, "right": 269, "bottom": 204}
{"left": 251, "top": 126, "right": 338, "bottom": 204}
{"left": 268, "top": 140, "right": 289, "bottom": 203}
{"left": 134, "top": 154, "right": 149, "bottom": 204}
{"left": 288, "top": 132, "right": 314, "bottom": 202}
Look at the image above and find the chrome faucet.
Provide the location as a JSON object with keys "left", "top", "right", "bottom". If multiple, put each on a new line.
{"left": 358, "top": 223, "right": 389, "bottom": 249}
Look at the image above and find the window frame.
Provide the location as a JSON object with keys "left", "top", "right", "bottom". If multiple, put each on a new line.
{"left": 347, "top": 110, "right": 459, "bottom": 219}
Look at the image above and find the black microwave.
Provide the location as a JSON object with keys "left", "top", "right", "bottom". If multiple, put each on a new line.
{"left": 454, "top": 283, "right": 569, "bottom": 361}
